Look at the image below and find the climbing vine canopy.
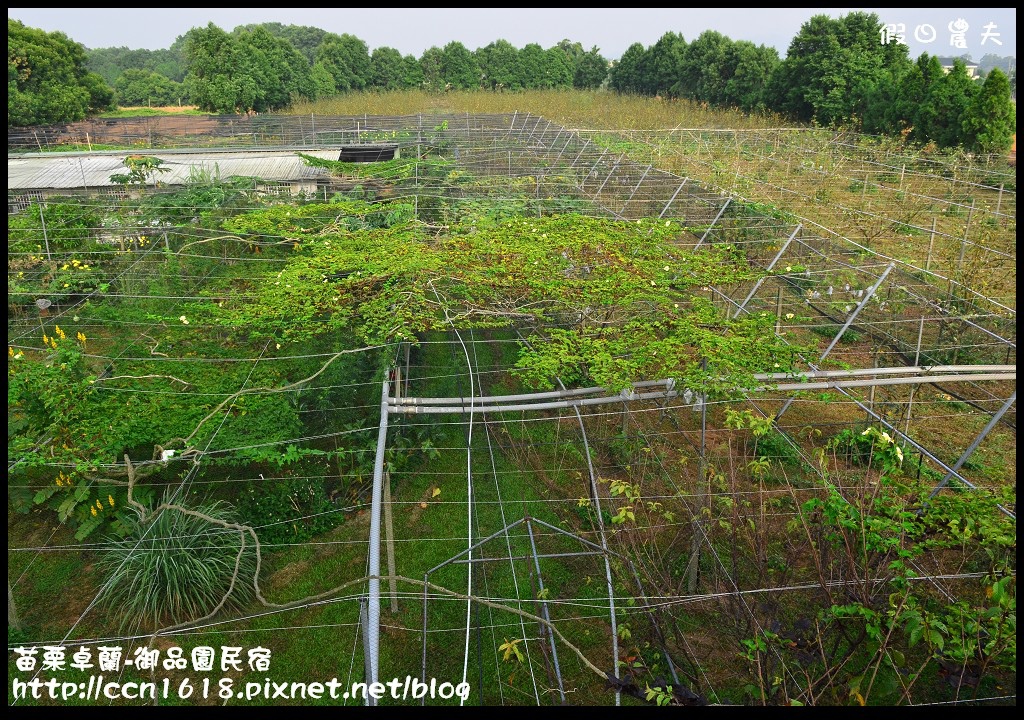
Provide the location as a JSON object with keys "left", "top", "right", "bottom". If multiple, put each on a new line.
{"left": 212, "top": 207, "right": 803, "bottom": 391}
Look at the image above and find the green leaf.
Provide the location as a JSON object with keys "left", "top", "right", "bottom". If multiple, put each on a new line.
{"left": 33, "top": 485, "right": 60, "bottom": 505}
{"left": 498, "top": 638, "right": 524, "bottom": 664}
{"left": 74, "top": 515, "right": 105, "bottom": 540}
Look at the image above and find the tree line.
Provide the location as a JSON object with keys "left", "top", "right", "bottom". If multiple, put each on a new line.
{"left": 7, "top": 13, "right": 1016, "bottom": 153}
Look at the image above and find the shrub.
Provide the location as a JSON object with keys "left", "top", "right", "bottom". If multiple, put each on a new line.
{"left": 96, "top": 497, "right": 256, "bottom": 631}
{"left": 237, "top": 476, "right": 341, "bottom": 545}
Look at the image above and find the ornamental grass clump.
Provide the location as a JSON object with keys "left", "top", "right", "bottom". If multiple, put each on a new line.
{"left": 96, "top": 497, "right": 256, "bottom": 631}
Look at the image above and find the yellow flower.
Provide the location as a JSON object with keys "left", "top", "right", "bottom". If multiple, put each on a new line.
{"left": 108, "top": 495, "right": 115, "bottom": 507}
{"left": 90, "top": 506, "right": 97, "bottom": 517}
{"left": 55, "top": 326, "right": 66, "bottom": 339}
{"left": 7, "top": 347, "right": 13, "bottom": 357}
{"left": 77, "top": 332, "right": 87, "bottom": 347}
{"left": 96, "top": 498, "right": 103, "bottom": 510}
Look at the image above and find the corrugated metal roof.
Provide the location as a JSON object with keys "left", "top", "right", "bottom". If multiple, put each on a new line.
{"left": 7, "top": 149, "right": 341, "bottom": 191}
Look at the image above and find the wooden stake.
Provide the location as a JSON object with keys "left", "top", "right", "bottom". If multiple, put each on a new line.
{"left": 8, "top": 580, "right": 20, "bottom": 632}
{"left": 383, "top": 472, "right": 398, "bottom": 614}
{"left": 925, "top": 218, "right": 937, "bottom": 272}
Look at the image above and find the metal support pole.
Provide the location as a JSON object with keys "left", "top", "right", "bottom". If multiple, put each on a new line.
{"left": 552, "top": 134, "right": 573, "bottom": 165}
{"left": 39, "top": 203, "right": 51, "bottom": 261}
{"left": 840, "top": 390, "right": 1014, "bottom": 518}
{"left": 536, "top": 120, "right": 553, "bottom": 146}
{"left": 775, "top": 288, "right": 784, "bottom": 335}
{"left": 383, "top": 471, "right": 399, "bottom": 614}
{"left": 524, "top": 117, "right": 541, "bottom": 144}
{"left": 525, "top": 517, "right": 566, "bottom": 704}
{"left": 360, "top": 598, "right": 375, "bottom": 706}
{"left": 367, "top": 377, "right": 391, "bottom": 691}
{"left": 658, "top": 178, "right": 688, "bottom": 219}
{"left": 776, "top": 263, "right": 896, "bottom": 422}
{"left": 695, "top": 198, "right": 732, "bottom": 247}
{"left": 925, "top": 218, "right": 936, "bottom": 272}
{"left": 687, "top": 359, "right": 708, "bottom": 594}
{"left": 584, "top": 148, "right": 609, "bottom": 190}
{"left": 867, "top": 346, "right": 879, "bottom": 422}
{"left": 903, "top": 317, "right": 926, "bottom": 440}
{"left": 595, "top": 155, "right": 624, "bottom": 197}
{"left": 622, "top": 165, "right": 652, "bottom": 214}
{"left": 822, "top": 263, "right": 895, "bottom": 360}
{"left": 733, "top": 225, "right": 800, "bottom": 318}
{"left": 928, "top": 392, "right": 1016, "bottom": 500}
{"left": 513, "top": 326, "right": 620, "bottom": 705}
{"left": 568, "top": 139, "right": 591, "bottom": 171}
{"left": 567, "top": 402, "right": 620, "bottom": 706}
{"left": 547, "top": 128, "right": 564, "bottom": 155}
{"left": 404, "top": 343, "right": 411, "bottom": 398}
{"left": 957, "top": 198, "right": 976, "bottom": 276}
{"left": 420, "top": 573, "right": 429, "bottom": 705}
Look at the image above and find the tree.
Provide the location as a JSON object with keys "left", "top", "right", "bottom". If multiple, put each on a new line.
{"left": 552, "top": 39, "right": 608, "bottom": 90}
{"left": 370, "top": 46, "right": 406, "bottom": 91}
{"left": 183, "top": 23, "right": 313, "bottom": 112}
{"left": 113, "top": 69, "right": 186, "bottom": 107}
{"left": 517, "top": 43, "right": 548, "bottom": 89}
{"left": 919, "top": 60, "right": 978, "bottom": 148}
{"left": 609, "top": 42, "right": 647, "bottom": 94}
{"left": 236, "top": 26, "right": 313, "bottom": 109}
{"left": 475, "top": 39, "right": 520, "bottom": 91}
{"left": 8, "top": 19, "right": 114, "bottom": 126}
{"left": 439, "top": 41, "right": 479, "bottom": 90}
{"left": 862, "top": 53, "right": 937, "bottom": 137}
{"left": 962, "top": 68, "right": 1015, "bottom": 153}
{"left": 182, "top": 23, "right": 258, "bottom": 113}
{"left": 766, "top": 12, "right": 911, "bottom": 126}
{"left": 233, "top": 22, "right": 328, "bottom": 65}
{"left": 543, "top": 46, "right": 574, "bottom": 89}
{"left": 676, "top": 30, "right": 729, "bottom": 103}
{"left": 310, "top": 61, "right": 336, "bottom": 100}
{"left": 315, "top": 34, "right": 372, "bottom": 93}
{"left": 554, "top": 39, "right": 586, "bottom": 71}
{"left": 722, "top": 41, "right": 779, "bottom": 112}
{"left": 420, "top": 46, "right": 445, "bottom": 91}
{"left": 87, "top": 47, "right": 186, "bottom": 85}
{"left": 401, "top": 54, "right": 424, "bottom": 90}
{"left": 574, "top": 46, "right": 609, "bottom": 90}
{"left": 643, "top": 31, "right": 687, "bottom": 97}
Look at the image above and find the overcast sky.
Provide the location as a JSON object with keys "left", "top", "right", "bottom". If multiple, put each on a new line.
{"left": 7, "top": 7, "right": 1016, "bottom": 60}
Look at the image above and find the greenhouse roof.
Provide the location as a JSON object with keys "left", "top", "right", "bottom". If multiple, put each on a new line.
{"left": 7, "top": 148, "right": 341, "bottom": 191}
